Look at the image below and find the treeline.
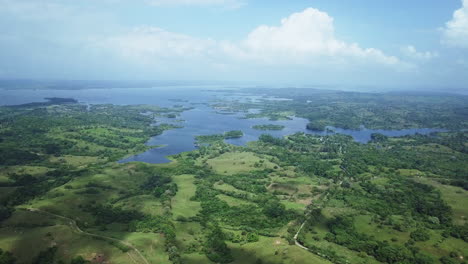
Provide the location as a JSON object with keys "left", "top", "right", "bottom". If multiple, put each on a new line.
{"left": 3, "top": 168, "right": 90, "bottom": 206}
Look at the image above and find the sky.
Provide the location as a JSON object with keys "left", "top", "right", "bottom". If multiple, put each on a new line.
{"left": 0, "top": 0, "right": 468, "bottom": 89}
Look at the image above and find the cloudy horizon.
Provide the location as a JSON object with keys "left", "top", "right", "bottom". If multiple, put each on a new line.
{"left": 1, "top": 0, "right": 468, "bottom": 90}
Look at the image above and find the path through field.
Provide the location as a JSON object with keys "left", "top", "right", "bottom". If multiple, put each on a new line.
{"left": 26, "top": 208, "right": 150, "bottom": 264}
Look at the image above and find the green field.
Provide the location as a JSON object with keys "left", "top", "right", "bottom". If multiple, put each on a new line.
{"left": 171, "top": 174, "right": 201, "bottom": 220}
{"left": 206, "top": 151, "right": 276, "bottom": 174}
{"left": 0, "top": 92, "right": 467, "bottom": 264}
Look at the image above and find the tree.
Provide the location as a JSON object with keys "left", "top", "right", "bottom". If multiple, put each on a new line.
{"left": 413, "top": 253, "right": 435, "bottom": 264}
{"left": 410, "top": 229, "right": 430, "bottom": 242}
{"left": 205, "top": 225, "right": 233, "bottom": 263}
{"left": 32, "top": 247, "right": 57, "bottom": 264}
{"left": 440, "top": 256, "right": 457, "bottom": 264}
{"left": 70, "top": 256, "right": 88, "bottom": 264}
{"left": 0, "top": 206, "right": 11, "bottom": 222}
{"left": 374, "top": 245, "right": 412, "bottom": 264}
{"left": 263, "top": 200, "right": 286, "bottom": 218}
{"left": 0, "top": 249, "right": 16, "bottom": 264}
{"left": 370, "top": 133, "right": 388, "bottom": 143}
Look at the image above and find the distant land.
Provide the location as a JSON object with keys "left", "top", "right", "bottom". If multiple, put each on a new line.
{"left": 0, "top": 79, "right": 467, "bottom": 95}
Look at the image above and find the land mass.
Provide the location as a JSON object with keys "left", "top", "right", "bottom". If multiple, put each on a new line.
{"left": 0, "top": 90, "right": 467, "bottom": 264}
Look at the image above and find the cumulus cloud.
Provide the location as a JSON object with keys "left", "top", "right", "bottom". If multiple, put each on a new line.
{"left": 1, "top": 1, "right": 414, "bottom": 81}
{"left": 442, "top": 0, "right": 468, "bottom": 47}
{"left": 401, "top": 45, "right": 438, "bottom": 60}
{"left": 100, "top": 8, "right": 406, "bottom": 71}
{"left": 231, "top": 8, "right": 402, "bottom": 66}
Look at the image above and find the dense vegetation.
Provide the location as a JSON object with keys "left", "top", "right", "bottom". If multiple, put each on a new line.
{"left": 0, "top": 90, "right": 467, "bottom": 264}
{"left": 214, "top": 89, "right": 468, "bottom": 130}
{"left": 195, "top": 130, "right": 244, "bottom": 144}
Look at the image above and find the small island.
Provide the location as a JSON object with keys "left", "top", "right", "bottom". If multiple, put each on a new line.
{"left": 252, "top": 124, "right": 285, "bottom": 131}
{"left": 223, "top": 130, "right": 244, "bottom": 139}
{"left": 195, "top": 130, "right": 244, "bottom": 144}
{"left": 306, "top": 121, "right": 326, "bottom": 131}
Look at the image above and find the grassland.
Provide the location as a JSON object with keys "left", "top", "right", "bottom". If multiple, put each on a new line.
{"left": 0, "top": 102, "right": 185, "bottom": 263}
{"left": 0, "top": 93, "right": 467, "bottom": 264}
{"left": 0, "top": 210, "right": 144, "bottom": 264}
{"left": 206, "top": 151, "right": 276, "bottom": 174}
{"left": 171, "top": 174, "right": 201, "bottom": 220}
{"left": 415, "top": 178, "right": 468, "bottom": 225}
{"left": 229, "top": 236, "right": 331, "bottom": 264}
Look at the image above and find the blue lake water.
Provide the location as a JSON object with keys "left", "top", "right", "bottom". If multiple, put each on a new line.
{"left": 0, "top": 87, "right": 447, "bottom": 164}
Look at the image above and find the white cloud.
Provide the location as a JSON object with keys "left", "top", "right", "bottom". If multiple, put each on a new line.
{"left": 442, "top": 0, "right": 468, "bottom": 47}
{"left": 229, "top": 8, "right": 402, "bottom": 67}
{"left": 94, "top": 26, "right": 218, "bottom": 63}
{"left": 401, "top": 45, "right": 438, "bottom": 60}
{"left": 99, "top": 8, "right": 406, "bottom": 72}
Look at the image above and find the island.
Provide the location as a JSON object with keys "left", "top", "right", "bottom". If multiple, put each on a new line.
{"left": 306, "top": 121, "right": 326, "bottom": 131}
{"left": 223, "top": 130, "right": 244, "bottom": 139}
{"left": 195, "top": 130, "right": 244, "bottom": 144}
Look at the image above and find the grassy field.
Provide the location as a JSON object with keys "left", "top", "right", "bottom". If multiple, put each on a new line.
{"left": 301, "top": 227, "right": 381, "bottom": 264}
{"left": 91, "top": 230, "right": 170, "bottom": 264}
{"left": 18, "top": 163, "right": 149, "bottom": 224}
{"left": 213, "top": 182, "right": 251, "bottom": 196}
{"left": 1, "top": 161, "right": 175, "bottom": 263}
{"left": 0, "top": 166, "right": 51, "bottom": 181}
{"left": 0, "top": 210, "right": 137, "bottom": 264}
{"left": 354, "top": 215, "right": 410, "bottom": 242}
{"left": 1, "top": 99, "right": 467, "bottom": 264}
{"left": 217, "top": 194, "right": 256, "bottom": 207}
{"left": 206, "top": 151, "right": 276, "bottom": 174}
{"left": 416, "top": 177, "right": 468, "bottom": 225}
{"left": 0, "top": 225, "right": 137, "bottom": 264}
{"left": 229, "top": 236, "right": 331, "bottom": 264}
{"left": 171, "top": 174, "right": 201, "bottom": 220}
{"left": 49, "top": 155, "right": 104, "bottom": 167}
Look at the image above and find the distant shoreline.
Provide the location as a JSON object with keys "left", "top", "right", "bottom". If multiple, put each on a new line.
{"left": 7, "top": 97, "right": 78, "bottom": 108}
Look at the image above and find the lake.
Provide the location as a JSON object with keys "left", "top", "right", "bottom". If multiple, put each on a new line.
{"left": 0, "top": 87, "right": 447, "bottom": 164}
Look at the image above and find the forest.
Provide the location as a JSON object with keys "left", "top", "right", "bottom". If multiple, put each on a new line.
{"left": 0, "top": 90, "right": 467, "bottom": 264}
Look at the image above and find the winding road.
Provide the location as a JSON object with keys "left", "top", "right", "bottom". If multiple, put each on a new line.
{"left": 293, "top": 217, "right": 309, "bottom": 250}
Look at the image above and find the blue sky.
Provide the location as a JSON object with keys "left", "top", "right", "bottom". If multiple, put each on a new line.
{"left": 1, "top": 0, "right": 467, "bottom": 89}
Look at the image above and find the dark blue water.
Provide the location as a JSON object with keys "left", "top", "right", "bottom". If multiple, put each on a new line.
{"left": 120, "top": 104, "right": 446, "bottom": 163}
{"left": 0, "top": 87, "right": 446, "bottom": 164}
{"left": 120, "top": 105, "right": 317, "bottom": 163}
